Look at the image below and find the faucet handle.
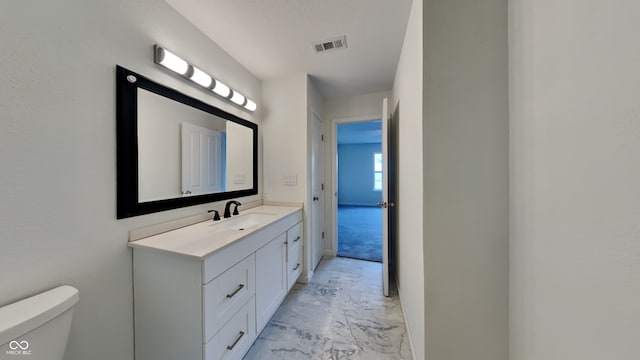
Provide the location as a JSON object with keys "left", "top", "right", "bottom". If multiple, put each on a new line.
{"left": 232, "top": 202, "right": 241, "bottom": 215}
{"left": 208, "top": 209, "right": 220, "bottom": 221}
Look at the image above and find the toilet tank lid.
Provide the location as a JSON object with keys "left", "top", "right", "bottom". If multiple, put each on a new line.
{"left": 0, "top": 285, "right": 79, "bottom": 346}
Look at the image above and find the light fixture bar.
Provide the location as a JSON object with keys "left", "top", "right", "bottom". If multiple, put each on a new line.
{"left": 153, "top": 44, "right": 256, "bottom": 112}
{"left": 155, "top": 47, "right": 189, "bottom": 75}
{"left": 229, "top": 90, "right": 246, "bottom": 106}
{"left": 190, "top": 66, "right": 212, "bottom": 88}
{"left": 244, "top": 99, "right": 257, "bottom": 112}
{"left": 212, "top": 80, "right": 231, "bottom": 98}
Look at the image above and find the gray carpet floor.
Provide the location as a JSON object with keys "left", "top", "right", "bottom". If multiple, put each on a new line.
{"left": 337, "top": 205, "right": 382, "bottom": 262}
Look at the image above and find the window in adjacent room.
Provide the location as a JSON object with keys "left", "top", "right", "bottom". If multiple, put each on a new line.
{"left": 373, "top": 152, "right": 382, "bottom": 191}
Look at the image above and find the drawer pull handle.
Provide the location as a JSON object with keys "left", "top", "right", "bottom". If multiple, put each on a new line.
{"left": 293, "top": 236, "right": 301, "bottom": 243}
{"left": 226, "top": 284, "right": 245, "bottom": 298}
{"left": 293, "top": 263, "right": 300, "bottom": 271}
{"left": 226, "top": 331, "right": 245, "bottom": 350}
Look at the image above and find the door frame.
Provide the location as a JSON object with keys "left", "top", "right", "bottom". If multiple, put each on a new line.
{"left": 329, "top": 115, "right": 383, "bottom": 257}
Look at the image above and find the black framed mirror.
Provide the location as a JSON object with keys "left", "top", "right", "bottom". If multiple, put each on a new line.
{"left": 116, "top": 66, "right": 258, "bottom": 219}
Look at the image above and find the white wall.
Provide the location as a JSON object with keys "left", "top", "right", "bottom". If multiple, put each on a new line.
{"left": 262, "top": 74, "right": 318, "bottom": 279}
{"left": 510, "top": 1, "right": 640, "bottom": 359}
{"left": 0, "top": 2, "right": 261, "bottom": 360}
{"left": 391, "top": 0, "right": 424, "bottom": 358}
{"left": 422, "top": 0, "right": 509, "bottom": 359}
{"left": 262, "top": 74, "right": 324, "bottom": 280}
{"left": 262, "top": 74, "right": 308, "bottom": 204}
{"left": 324, "top": 91, "right": 392, "bottom": 123}
{"left": 323, "top": 90, "right": 392, "bottom": 254}
{"left": 225, "top": 122, "right": 255, "bottom": 192}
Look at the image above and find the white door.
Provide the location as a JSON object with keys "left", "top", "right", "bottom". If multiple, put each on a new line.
{"left": 311, "top": 113, "right": 325, "bottom": 270}
{"left": 181, "top": 123, "right": 224, "bottom": 196}
{"left": 379, "top": 98, "right": 391, "bottom": 296}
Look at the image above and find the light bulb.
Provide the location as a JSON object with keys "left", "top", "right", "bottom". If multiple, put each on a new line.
{"left": 190, "top": 66, "right": 212, "bottom": 88}
{"left": 230, "top": 90, "right": 246, "bottom": 105}
{"left": 157, "top": 47, "right": 188, "bottom": 75}
{"left": 212, "top": 80, "right": 231, "bottom": 97}
{"left": 244, "top": 99, "right": 257, "bottom": 112}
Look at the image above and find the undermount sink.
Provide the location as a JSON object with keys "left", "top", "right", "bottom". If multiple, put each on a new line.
{"left": 209, "top": 212, "right": 278, "bottom": 231}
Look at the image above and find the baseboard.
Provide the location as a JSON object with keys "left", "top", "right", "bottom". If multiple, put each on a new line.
{"left": 396, "top": 280, "right": 417, "bottom": 360}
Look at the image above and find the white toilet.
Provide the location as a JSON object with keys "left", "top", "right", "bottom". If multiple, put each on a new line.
{"left": 0, "top": 285, "right": 79, "bottom": 360}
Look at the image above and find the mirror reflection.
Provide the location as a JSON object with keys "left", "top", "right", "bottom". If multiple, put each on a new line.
{"left": 137, "top": 89, "right": 253, "bottom": 202}
{"left": 116, "top": 66, "right": 257, "bottom": 219}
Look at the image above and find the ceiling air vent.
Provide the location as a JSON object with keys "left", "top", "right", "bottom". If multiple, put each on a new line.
{"left": 312, "top": 36, "right": 348, "bottom": 54}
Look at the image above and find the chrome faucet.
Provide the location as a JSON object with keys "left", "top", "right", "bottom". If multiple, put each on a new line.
{"left": 223, "top": 201, "right": 241, "bottom": 218}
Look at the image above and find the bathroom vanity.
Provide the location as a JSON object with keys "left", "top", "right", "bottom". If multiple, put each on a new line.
{"left": 129, "top": 205, "right": 303, "bottom": 360}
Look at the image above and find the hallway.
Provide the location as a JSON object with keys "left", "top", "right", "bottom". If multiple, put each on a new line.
{"left": 244, "top": 257, "right": 411, "bottom": 359}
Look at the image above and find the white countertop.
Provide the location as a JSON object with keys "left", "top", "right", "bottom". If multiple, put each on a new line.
{"left": 128, "top": 205, "right": 302, "bottom": 259}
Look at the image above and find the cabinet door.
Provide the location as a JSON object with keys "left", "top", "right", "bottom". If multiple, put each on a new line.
{"left": 255, "top": 233, "right": 287, "bottom": 333}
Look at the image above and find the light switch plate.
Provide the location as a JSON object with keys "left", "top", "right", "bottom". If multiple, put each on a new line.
{"left": 283, "top": 175, "right": 298, "bottom": 186}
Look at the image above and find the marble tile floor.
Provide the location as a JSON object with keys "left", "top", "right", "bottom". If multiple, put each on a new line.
{"left": 244, "top": 257, "right": 412, "bottom": 360}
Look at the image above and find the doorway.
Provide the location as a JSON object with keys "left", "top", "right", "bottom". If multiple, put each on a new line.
{"left": 335, "top": 120, "right": 383, "bottom": 262}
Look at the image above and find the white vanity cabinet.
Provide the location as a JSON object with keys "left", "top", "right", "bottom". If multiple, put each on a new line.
{"left": 130, "top": 206, "right": 303, "bottom": 360}
{"left": 255, "top": 233, "right": 288, "bottom": 333}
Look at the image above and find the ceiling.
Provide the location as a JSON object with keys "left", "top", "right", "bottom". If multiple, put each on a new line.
{"left": 338, "top": 120, "right": 382, "bottom": 144}
{"left": 164, "top": 0, "right": 413, "bottom": 99}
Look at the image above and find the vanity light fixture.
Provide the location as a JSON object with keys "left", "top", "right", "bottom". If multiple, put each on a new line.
{"left": 189, "top": 66, "right": 212, "bottom": 88}
{"left": 212, "top": 80, "right": 231, "bottom": 98}
{"left": 153, "top": 44, "right": 256, "bottom": 112}
{"left": 245, "top": 99, "right": 257, "bottom": 112}
{"left": 155, "top": 47, "right": 189, "bottom": 75}
{"left": 230, "top": 90, "right": 246, "bottom": 106}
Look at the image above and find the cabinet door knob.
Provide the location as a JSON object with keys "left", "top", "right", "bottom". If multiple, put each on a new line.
{"left": 293, "top": 263, "right": 300, "bottom": 271}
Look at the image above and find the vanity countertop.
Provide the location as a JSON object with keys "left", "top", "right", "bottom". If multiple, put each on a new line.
{"left": 128, "top": 205, "right": 302, "bottom": 259}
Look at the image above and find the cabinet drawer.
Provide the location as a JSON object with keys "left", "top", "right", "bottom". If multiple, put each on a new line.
{"left": 286, "top": 222, "right": 303, "bottom": 256}
{"left": 204, "top": 296, "right": 256, "bottom": 360}
{"left": 204, "top": 254, "right": 255, "bottom": 343}
{"left": 287, "top": 242, "right": 303, "bottom": 291}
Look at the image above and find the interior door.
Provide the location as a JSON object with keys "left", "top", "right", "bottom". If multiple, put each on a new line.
{"left": 181, "top": 123, "right": 224, "bottom": 196}
{"left": 379, "top": 98, "right": 391, "bottom": 296}
{"left": 311, "top": 113, "right": 325, "bottom": 270}
{"left": 388, "top": 104, "right": 399, "bottom": 285}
